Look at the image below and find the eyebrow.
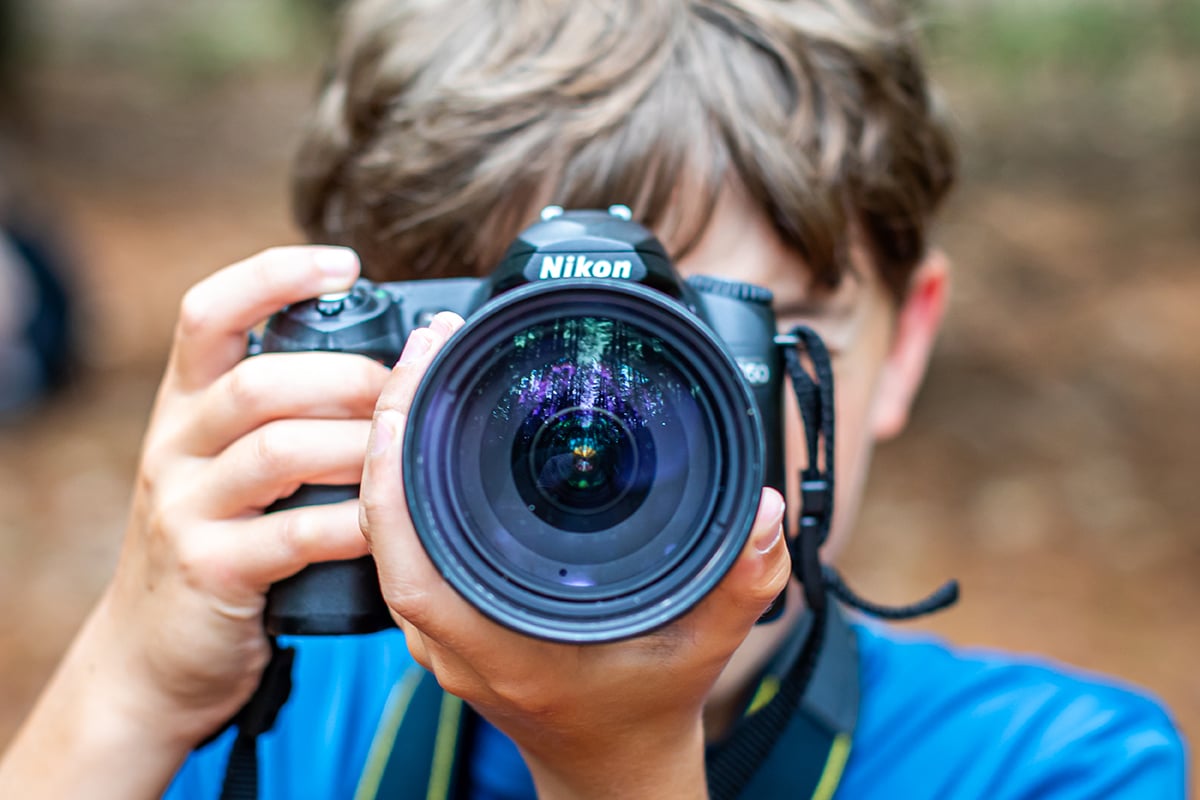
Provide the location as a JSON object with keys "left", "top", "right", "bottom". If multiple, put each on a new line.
{"left": 770, "top": 266, "right": 865, "bottom": 317}
{"left": 772, "top": 297, "right": 858, "bottom": 321}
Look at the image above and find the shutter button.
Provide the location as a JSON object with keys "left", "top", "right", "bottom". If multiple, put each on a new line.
{"left": 316, "top": 291, "right": 352, "bottom": 316}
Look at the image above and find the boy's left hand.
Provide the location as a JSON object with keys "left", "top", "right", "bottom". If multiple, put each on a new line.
{"left": 360, "top": 312, "right": 792, "bottom": 800}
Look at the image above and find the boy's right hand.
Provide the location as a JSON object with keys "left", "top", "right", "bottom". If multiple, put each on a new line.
{"left": 105, "top": 245, "right": 390, "bottom": 738}
{"left": 0, "top": 246, "right": 389, "bottom": 798}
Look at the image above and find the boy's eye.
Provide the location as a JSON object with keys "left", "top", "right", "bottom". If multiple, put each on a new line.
{"left": 773, "top": 304, "right": 856, "bottom": 356}
{"left": 770, "top": 274, "right": 867, "bottom": 354}
{"left": 773, "top": 301, "right": 847, "bottom": 328}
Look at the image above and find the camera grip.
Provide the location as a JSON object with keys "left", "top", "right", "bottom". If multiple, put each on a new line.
{"left": 263, "top": 484, "right": 395, "bottom": 635}
{"left": 256, "top": 283, "right": 406, "bottom": 636}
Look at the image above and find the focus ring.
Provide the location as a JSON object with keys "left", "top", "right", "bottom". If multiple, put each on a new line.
{"left": 686, "top": 275, "right": 774, "bottom": 305}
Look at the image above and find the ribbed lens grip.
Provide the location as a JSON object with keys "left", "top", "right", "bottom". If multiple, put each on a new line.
{"left": 685, "top": 275, "right": 774, "bottom": 305}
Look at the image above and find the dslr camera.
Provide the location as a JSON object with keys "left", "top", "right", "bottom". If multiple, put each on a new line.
{"left": 261, "top": 206, "right": 785, "bottom": 643}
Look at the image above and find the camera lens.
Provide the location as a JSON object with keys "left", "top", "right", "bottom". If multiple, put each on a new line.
{"left": 472, "top": 314, "right": 702, "bottom": 585}
{"left": 501, "top": 320, "right": 659, "bottom": 534}
{"left": 523, "top": 405, "right": 648, "bottom": 520}
{"left": 404, "top": 282, "right": 763, "bottom": 642}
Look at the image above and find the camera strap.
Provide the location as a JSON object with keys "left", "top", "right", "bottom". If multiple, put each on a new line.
{"left": 705, "top": 325, "right": 959, "bottom": 800}
{"left": 215, "top": 639, "right": 295, "bottom": 800}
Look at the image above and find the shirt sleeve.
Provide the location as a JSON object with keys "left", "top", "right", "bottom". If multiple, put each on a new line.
{"left": 1010, "top": 683, "right": 1187, "bottom": 799}
{"left": 840, "top": 622, "right": 1189, "bottom": 800}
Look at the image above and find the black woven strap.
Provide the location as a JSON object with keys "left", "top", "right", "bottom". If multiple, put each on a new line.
{"left": 706, "top": 326, "right": 836, "bottom": 800}
{"left": 218, "top": 640, "right": 295, "bottom": 800}
{"left": 707, "top": 325, "right": 958, "bottom": 799}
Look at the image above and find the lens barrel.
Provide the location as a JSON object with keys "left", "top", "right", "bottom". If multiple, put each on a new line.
{"left": 403, "top": 281, "right": 763, "bottom": 642}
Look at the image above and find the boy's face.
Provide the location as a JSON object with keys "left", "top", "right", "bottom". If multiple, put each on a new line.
{"left": 675, "top": 183, "right": 946, "bottom": 563}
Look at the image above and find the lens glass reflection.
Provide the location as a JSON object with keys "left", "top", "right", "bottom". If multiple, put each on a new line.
{"left": 526, "top": 406, "right": 640, "bottom": 515}
{"left": 455, "top": 314, "right": 714, "bottom": 591}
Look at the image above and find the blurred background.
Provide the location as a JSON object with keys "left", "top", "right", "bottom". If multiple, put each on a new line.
{"left": 0, "top": 0, "right": 1196, "bottom": 777}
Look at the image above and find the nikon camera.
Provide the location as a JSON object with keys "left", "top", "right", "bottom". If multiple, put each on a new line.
{"left": 260, "top": 206, "right": 785, "bottom": 643}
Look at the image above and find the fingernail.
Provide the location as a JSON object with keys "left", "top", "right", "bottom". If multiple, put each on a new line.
{"left": 754, "top": 521, "right": 784, "bottom": 555}
{"left": 753, "top": 491, "right": 785, "bottom": 553}
{"left": 398, "top": 328, "right": 432, "bottom": 365}
{"left": 428, "top": 311, "right": 460, "bottom": 339}
{"left": 314, "top": 247, "right": 360, "bottom": 290}
{"left": 370, "top": 412, "right": 396, "bottom": 456}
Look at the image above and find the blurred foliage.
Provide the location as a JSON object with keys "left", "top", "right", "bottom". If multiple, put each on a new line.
{"left": 8, "top": 0, "right": 1197, "bottom": 87}
{"left": 914, "top": 0, "right": 1199, "bottom": 184}
{"left": 5, "top": 0, "right": 1197, "bottom": 186}
{"left": 21, "top": 0, "right": 335, "bottom": 86}
{"left": 160, "top": 1, "right": 326, "bottom": 82}
{"left": 927, "top": 0, "right": 1200, "bottom": 81}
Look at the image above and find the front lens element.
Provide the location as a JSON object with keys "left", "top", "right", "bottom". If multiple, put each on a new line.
{"left": 527, "top": 406, "right": 645, "bottom": 516}
{"left": 480, "top": 316, "right": 687, "bottom": 547}
{"left": 403, "top": 283, "right": 763, "bottom": 642}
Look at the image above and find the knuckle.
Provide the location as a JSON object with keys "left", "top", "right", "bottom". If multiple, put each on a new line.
{"left": 275, "top": 509, "right": 314, "bottom": 562}
{"left": 355, "top": 489, "right": 389, "bottom": 532}
{"left": 224, "top": 361, "right": 265, "bottom": 410}
{"left": 421, "top": 647, "right": 489, "bottom": 708}
{"left": 403, "top": 633, "right": 434, "bottom": 672}
{"left": 489, "top": 674, "right": 555, "bottom": 719}
{"left": 743, "top": 558, "right": 792, "bottom": 614}
{"left": 146, "top": 488, "right": 194, "bottom": 542}
{"left": 357, "top": 500, "right": 372, "bottom": 542}
{"left": 433, "top": 669, "right": 474, "bottom": 702}
{"left": 144, "top": 500, "right": 173, "bottom": 544}
{"left": 174, "top": 531, "right": 229, "bottom": 590}
{"left": 138, "top": 438, "right": 171, "bottom": 483}
{"left": 765, "top": 549, "right": 793, "bottom": 594}
{"left": 250, "top": 424, "right": 291, "bottom": 475}
{"left": 377, "top": 574, "right": 424, "bottom": 620}
{"left": 177, "top": 285, "right": 212, "bottom": 338}
{"left": 350, "top": 359, "right": 388, "bottom": 409}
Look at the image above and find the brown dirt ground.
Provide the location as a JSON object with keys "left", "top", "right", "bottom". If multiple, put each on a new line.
{"left": 1, "top": 67, "right": 1197, "bottom": 780}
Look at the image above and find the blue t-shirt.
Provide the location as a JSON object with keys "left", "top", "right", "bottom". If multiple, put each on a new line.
{"left": 166, "top": 623, "right": 1186, "bottom": 798}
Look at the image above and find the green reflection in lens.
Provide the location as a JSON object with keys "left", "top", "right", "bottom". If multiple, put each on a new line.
{"left": 531, "top": 407, "right": 634, "bottom": 513}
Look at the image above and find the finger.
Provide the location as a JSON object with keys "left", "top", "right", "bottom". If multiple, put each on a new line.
{"left": 358, "top": 408, "right": 449, "bottom": 621}
{"left": 359, "top": 315, "right": 468, "bottom": 624}
{"left": 395, "top": 625, "right": 499, "bottom": 714}
{"left": 198, "top": 418, "right": 373, "bottom": 515}
{"left": 217, "top": 499, "right": 370, "bottom": 588}
{"left": 169, "top": 246, "right": 361, "bottom": 392}
{"left": 677, "top": 488, "right": 789, "bottom": 647}
{"left": 399, "top": 622, "right": 433, "bottom": 672}
{"left": 182, "top": 352, "right": 390, "bottom": 456}
{"left": 373, "top": 312, "right": 466, "bottom": 416}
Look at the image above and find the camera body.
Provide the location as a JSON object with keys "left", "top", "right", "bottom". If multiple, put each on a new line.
{"left": 261, "top": 207, "right": 785, "bottom": 641}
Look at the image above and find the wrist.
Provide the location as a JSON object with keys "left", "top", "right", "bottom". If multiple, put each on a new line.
{"left": 518, "top": 717, "right": 709, "bottom": 800}
{"left": 0, "top": 603, "right": 199, "bottom": 798}
{"left": 87, "top": 589, "right": 258, "bottom": 745}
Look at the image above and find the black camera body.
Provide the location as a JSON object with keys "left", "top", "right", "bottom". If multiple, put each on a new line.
{"left": 261, "top": 207, "right": 785, "bottom": 642}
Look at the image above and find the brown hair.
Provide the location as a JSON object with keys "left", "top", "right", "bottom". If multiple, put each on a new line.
{"left": 292, "top": 0, "right": 956, "bottom": 302}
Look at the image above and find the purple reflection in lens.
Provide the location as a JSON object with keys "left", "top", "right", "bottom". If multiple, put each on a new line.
{"left": 493, "top": 318, "right": 672, "bottom": 425}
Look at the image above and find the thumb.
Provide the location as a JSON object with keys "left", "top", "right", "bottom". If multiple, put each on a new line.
{"left": 358, "top": 312, "right": 465, "bottom": 601}
{"left": 684, "top": 488, "right": 791, "bottom": 639}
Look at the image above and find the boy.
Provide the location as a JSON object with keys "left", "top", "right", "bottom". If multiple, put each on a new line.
{"left": 0, "top": 0, "right": 1185, "bottom": 797}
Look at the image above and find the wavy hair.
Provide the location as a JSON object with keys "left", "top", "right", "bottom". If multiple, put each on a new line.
{"left": 292, "top": 0, "right": 956, "bottom": 301}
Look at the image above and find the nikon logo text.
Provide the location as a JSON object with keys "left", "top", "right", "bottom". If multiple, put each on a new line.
{"left": 539, "top": 255, "right": 633, "bottom": 280}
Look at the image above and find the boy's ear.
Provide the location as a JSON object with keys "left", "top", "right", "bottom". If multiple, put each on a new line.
{"left": 870, "top": 249, "right": 949, "bottom": 441}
